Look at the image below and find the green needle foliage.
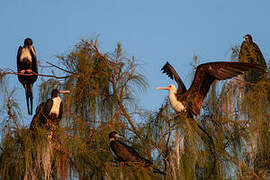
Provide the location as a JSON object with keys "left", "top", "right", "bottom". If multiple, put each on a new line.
{"left": 0, "top": 38, "right": 269, "bottom": 179}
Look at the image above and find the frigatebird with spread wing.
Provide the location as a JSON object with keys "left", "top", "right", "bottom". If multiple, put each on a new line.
{"left": 157, "top": 61, "right": 265, "bottom": 116}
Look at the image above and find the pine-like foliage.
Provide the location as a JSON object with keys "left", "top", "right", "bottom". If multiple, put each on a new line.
{"left": 0, "top": 39, "right": 269, "bottom": 179}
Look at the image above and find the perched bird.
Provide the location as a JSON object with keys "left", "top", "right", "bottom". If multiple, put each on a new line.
{"left": 239, "top": 34, "right": 267, "bottom": 83}
{"left": 17, "top": 38, "right": 38, "bottom": 115}
{"left": 157, "top": 61, "right": 265, "bottom": 116}
{"left": 239, "top": 34, "right": 266, "bottom": 66}
{"left": 42, "top": 89, "right": 70, "bottom": 123}
{"left": 30, "top": 89, "right": 70, "bottom": 131}
{"left": 109, "top": 131, "right": 165, "bottom": 175}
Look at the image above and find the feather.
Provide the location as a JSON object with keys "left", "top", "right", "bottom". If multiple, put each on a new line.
{"left": 159, "top": 61, "right": 266, "bottom": 116}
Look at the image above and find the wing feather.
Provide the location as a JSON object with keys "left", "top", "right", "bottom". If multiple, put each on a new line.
{"left": 58, "top": 102, "right": 63, "bottom": 120}
{"left": 110, "top": 140, "right": 151, "bottom": 165}
{"left": 183, "top": 61, "right": 265, "bottom": 115}
{"left": 43, "top": 99, "right": 53, "bottom": 117}
{"left": 161, "top": 62, "right": 187, "bottom": 94}
{"left": 30, "top": 46, "right": 38, "bottom": 74}
{"left": 17, "top": 46, "right": 23, "bottom": 71}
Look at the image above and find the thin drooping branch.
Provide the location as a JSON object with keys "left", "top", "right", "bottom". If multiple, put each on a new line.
{"left": 118, "top": 100, "right": 142, "bottom": 141}
{"left": 46, "top": 61, "right": 75, "bottom": 74}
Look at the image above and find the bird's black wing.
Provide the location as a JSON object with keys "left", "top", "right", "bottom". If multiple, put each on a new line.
{"left": 252, "top": 43, "right": 267, "bottom": 66}
{"left": 43, "top": 98, "right": 53, "bottom": 119}
{"left": 110, "top": 141, "right": 125, "bottom": 162}
{"left": 110, "top": 140, "right": 151, "bottom": 165}
{"left": 161, "top": 62, "right": 187, "bottom": 94}
{"left": 30, "top": 46, "right": 38, "bottom": 74}
{"left": 30, "top": 102, "right": 46, "bottom": 130}
{"left": 58, "top": 102, "right": 63, "bottom": 120}
{"left": 239, "top": 41, "right": 267, "bottom": 67}
{"left": 17, "top": 46, "right": 23, "bottom": 72}
{"left": 183, "top": 62, "right": 265, "bottom": 115}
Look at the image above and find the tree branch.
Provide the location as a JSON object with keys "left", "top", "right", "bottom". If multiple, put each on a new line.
{"left": 46, "top": 61, "right": 75, "bottom": 74}
{"left": 1, "top": 71, "right": 70, "bottom": 79}
{"left": 118, "top": 100, "right": 142, "bottom": 141}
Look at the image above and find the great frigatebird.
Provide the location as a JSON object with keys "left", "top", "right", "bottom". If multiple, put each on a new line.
{"left": 109, "top": 131, "right": 166, "bottom": 175}
{"left": 157, "top": 61, "right": 265, "bottom": 116}
{"left": 17, "top": 38, "right": 38, "bottom": 115}
{"left": 42, "top": 89, "right": 70, "bottom": 123}
{"left": 239, "top": 34, "right": 266, "bottom": 66}
{"left": 239, "top": 34, "right": 267, "bottom": 83}
{"left": 30, "top": 89, "right": 70, "bottom": 130}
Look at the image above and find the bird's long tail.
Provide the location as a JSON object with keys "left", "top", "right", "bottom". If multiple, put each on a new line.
{"left": 25, "top": 83, "right": 33, "bottom": 115}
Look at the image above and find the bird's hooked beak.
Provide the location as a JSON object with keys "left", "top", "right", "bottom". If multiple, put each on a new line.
{"left": 59, "top": 90, "right": 71, "bottom": 94}
{"left": 115, "top": 133, "right": 125, "bottom": 139}
{"left": 115, "top": 133, "right": 134, "bottom": 144}
{"left": 156, "top": 86, "right": 170, "bottom": 90}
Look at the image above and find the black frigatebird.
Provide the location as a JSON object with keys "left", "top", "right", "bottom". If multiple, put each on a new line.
{"left": 109, "top": 131, "right": 166, "bottom": 175}
{"left": 17, "top": 38, "right": 38, "bottom": 115}
{"left": 157, "top": 61, "right": 265, "bottom": 116}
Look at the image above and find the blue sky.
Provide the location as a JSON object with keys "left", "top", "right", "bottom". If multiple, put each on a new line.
{"left": 0, "top": 0, "right": 269, "bottom": 124}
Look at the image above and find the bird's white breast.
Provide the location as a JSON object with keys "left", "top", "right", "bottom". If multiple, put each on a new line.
{"left": 169, "top": 92, "right": 185, "bottom": 112}
{"left": 49, "top": 97, "right": 61, "bottom": 116}
{"left": 20, "top": 48, "right": 32, "bottom": 62}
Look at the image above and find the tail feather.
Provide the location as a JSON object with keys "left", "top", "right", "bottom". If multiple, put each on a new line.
{"left": 25, "top": 84, "right": 33, "bottom": 115}
{"left": 25, "top": 91, "right": 30, "bottom": 115}
{"left": 29, "top": 84, "right": 33, "bottom": 115}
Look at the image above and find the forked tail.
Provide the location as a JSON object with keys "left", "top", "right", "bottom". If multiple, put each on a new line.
{"left": 25, "top": 83, "right": 33, "bottom": 115}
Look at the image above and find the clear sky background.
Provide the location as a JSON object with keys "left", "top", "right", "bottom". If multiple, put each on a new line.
{"left": 0, "top": 0, "right": 269, "bottom": 125}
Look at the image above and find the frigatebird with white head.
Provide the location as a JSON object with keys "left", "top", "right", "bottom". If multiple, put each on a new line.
{"left": 40, "top": 89, "right": 70, "bottom": 124}
{"left": 157, "top": 61, "right": 265, "bottom": 116}
{"left": 109, "top": 131, "right": 166, "bottom": 175}
{"left": 17, "top": 38, "right": 38, "bottom": 115}
{"left": 30, "top": 89, "right": 70, "bottom": 130}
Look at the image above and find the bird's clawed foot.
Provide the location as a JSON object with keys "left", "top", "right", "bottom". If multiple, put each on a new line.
{"left": 20, "top": 70, "right": 26, "bottom": 74}
{"left": 26, "top": 69, "right": 33, "bottom": 73}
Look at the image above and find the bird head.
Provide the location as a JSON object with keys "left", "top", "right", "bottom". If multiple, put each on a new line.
{"left": 244, "top": 34, "right": 253, "bottom": 43}
{"left": 24, "top": 38, "right": 33, "bottom": 48}
{"left": 51, "top": 89, "right": 70, "bottom": 98}
{"left": 156, "top": 84, "right": 177, "bottom": 93}
{"left": 109, "top": 131, "right": 124, "bottom": 141}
